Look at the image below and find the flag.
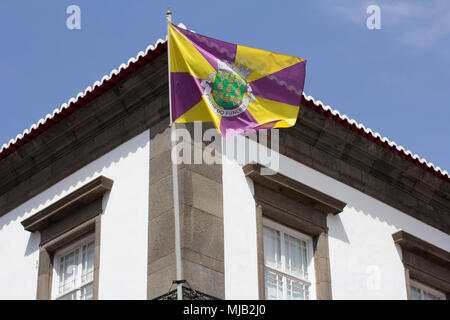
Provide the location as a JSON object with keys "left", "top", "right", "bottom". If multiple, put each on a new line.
{"left": 169, "top": 23, "right": 306, "bottom": 136}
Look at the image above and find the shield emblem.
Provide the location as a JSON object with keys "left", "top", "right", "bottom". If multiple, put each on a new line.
{"left": 211, "top": 69, "right": 247, "bottom": 110}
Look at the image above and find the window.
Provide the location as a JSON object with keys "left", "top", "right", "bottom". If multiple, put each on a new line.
{"left": 410, "top": 280, "right": 446, "bottom": 300}
{"left": 22, "top": 176, "right": 111, "bottom": 299}
{"left": 263, "top": 219, "right": 315, "bottom": 300}
{"left": 52, "top": 234, "right": 95, "bottom": 300}
{"left": 392, "top": 230, "right": 449, "bottom": 301}
{"left": 245, "top": 164, "right": 345, "bottom": 300}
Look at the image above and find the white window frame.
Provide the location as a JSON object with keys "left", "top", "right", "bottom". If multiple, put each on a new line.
{"left": 51, "top": 233, "right": 95, "bottom": 300}
{"left": 262, "top": 218, "right": 316, "bottom": 300}
{"left": 410, "top": 279, "right": 446, "bottom": 300}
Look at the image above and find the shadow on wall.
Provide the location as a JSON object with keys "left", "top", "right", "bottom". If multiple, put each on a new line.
{"left": 326, "top": 187, "right": 448, "bottom": 294}
{"left": 327, "top": 214, "right": 350, "bottom": 244}
{"left": 0, "top": 132, "right": 149, "bottom": 257}
{"left": 327, "top": 197, "right": 411, "bottom": 249}
{"left": 224, "top": 133, "right": 448, "bottom": 250}
{"left": 332, "top": 187, "right": 448, "bottom": 247}
{"left": 24, "top": 232, "right": 40, "bottom": 257}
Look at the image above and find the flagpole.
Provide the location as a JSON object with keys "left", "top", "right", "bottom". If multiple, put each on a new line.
{"left": 166, "top": 7, "right": 183, "bottom": 301}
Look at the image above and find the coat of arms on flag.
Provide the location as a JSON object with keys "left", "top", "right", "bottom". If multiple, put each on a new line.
{"left": 201, "top": 60, "right": 255, "bottom": 118}
{"left": 169, "top": 23, "right": 306, "bottom": 136}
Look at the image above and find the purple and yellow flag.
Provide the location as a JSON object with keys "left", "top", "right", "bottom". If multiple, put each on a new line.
{"left": 169, "top": 24, "right": 306, "bottom": 136}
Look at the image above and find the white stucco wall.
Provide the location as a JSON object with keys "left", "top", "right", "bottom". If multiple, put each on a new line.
{"left": 223, "top": 160, "right": 259, "bottom": 299}
{"left": 0, "top": 130, "right": 150, "bottom": 299}
{"left": 222, "top": 135, "right": 450, "bottom": 300}
{"left": 1, "top": 129, "right": 448, "bottom": 300}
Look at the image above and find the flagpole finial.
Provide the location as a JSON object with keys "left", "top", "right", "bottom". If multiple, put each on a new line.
{"left": 166, "top": 7, "right": 172, "bottom": 23}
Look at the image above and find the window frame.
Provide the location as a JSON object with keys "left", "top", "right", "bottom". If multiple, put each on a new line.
{"left": 245, "top": 164, "right": 346, "bottom": 300}
{"left": 51, "top": 233, "right": 96, "bottom": 300}
{"left": 392, "top": 230, "right": 450, "bottom": 300}
{"left": 262, "top": 218, "right": 316, "bottom": 300}
{"left": 410, "top": 279, "right": 446, "bottom": 300}
{"left": 21, "top": 176, "right": 112, "bottom": 300}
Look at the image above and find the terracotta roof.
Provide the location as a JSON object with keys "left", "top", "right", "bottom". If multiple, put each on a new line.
{"left": 1, "top": 34, "right": 448, "bottom": 182}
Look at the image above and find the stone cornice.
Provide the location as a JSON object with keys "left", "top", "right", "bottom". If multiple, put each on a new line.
{"left": 278, "top": 106, "right": 450, "bottom": 234}
{"left": 392, "top": 230, "right": 450, "bottom": 264}
{"left": 243, "top": 163, "right": 346, "bottom": 215}
{"left": 21, "top": 176, "right": 113, "bottom": 232}
{"left": 393, "top": 230, "right": 450, "bottom": 293}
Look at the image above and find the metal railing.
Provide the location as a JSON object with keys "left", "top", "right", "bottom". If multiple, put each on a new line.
{"left": 153, "top": 280, "right": 220, "bottom": 300}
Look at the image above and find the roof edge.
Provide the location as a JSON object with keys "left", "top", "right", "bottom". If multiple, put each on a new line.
{"left": 301, "top": 94, "right": 449, "bottom": 182}
{"left": 0, "top": 37, "right": 167, "bottom": 160}
{"left": 0, "top": 28, "right": 448, "bottom": 182}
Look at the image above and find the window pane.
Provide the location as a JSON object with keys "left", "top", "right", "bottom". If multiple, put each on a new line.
{"left": 58, "top": 249, "right": 79, "bottom": 294}
{"left": 264, "top": 269, "right": 283, "bottom": 300}
{"left": 423, "top": 292, "right": 441, "bottom": 300}
{"left": 80, "top": 283, "right": 94, "bottom": 300}
{"left": 57, "top": 291, "right": 77, "bottom": 300}
{"left": 263, "top": 226, "right": 281, "bottom": 270}
{"left": 410, "top": 286, "right": 421, "bottom": 300}
{"left": 81, "top": 241, "right": 95, "bottom": 284}
{"left": 410, "top": 283, "right": 444, "bottom": 300}
{"left": 284, "top": 234, "right": 308, "bottom": 279}
{"left": 54, "top": 236, "right": 96, "bottom": 300}
{"left": 286, "top": 276, "right": 308, "bottom": 300}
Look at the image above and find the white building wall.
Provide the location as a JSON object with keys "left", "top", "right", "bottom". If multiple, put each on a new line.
{"left": 0, "top": 130, "right": 150, "bottom": 299}
{"left": 1, "top": 130, "right": 448, "bottom": 300}
{"left": 223, "top": 160, "right": 259, "bottom": 299}
{"left": 222, "top": 136, "right": 450, "bottom": 300}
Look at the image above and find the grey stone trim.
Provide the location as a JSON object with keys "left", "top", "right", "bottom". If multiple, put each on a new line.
{"left": 313, "top": 232, "right": 333, "bottom": 299}
{"left": 28, "top": 176, "right": 110, "bottom": 300}
{"left": 93, "top": 215, "right": 102, "bottom": 300}
{"left": 41, "top": 215, "right": 96, "bottom": 251}
{"left": 37, "top": 216, "right": 100, "bottom": 300}
{"left": 39, "top": 199, "right": 101, "bottom": 246}
{"left": 21, "top": 176, "right": 113, "bottom": 235}
{"left": 36, "top": 248, "right": 53, "bottom": 300}
{"left": 147, "top": 124, "right": 225, "bottom": 300}
{"left": 255, "top": 205, "right": 333, "bottom": 300}
{"left": 281, "top": 106, "right": 450, "bottom": 234}
{"left": 255, "top": 205, "right": 265, "bottom": 299}
{"left": 393, "top": 230, "right": 450, "bottom": 296}
{"left": 404, "top": 267, "right": 412, "bottom": 300}
{"left": 257, "top": 191, "right": 327, "bottom": 236}
{"left": 245, "top": 165, "right": 342, "bottom": 300}
{"left": 244, "top": 163, "right": 346, "bottom": 215}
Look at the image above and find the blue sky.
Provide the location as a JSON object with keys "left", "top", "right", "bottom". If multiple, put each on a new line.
{"left": 0, "top": 0, "right": 449, "bottom": 172}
